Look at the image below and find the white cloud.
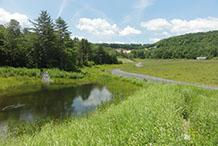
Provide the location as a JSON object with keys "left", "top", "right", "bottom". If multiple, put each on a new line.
{"left": 70, "top": 35, "right": 86, "bottom": 40}
{"left": 141, "top": 18, "right": 171, "bottom": 31}
{"left": 76, "top": 18, "right": 141, "bottom": 36}
{"left": 0, "top": 8, "right": 29, "bottom": 27}
{"left": 141, "top": 17, "right": 218, "bottom": 34}
{"left": 76, "top": 18, "right": 118, "bottom": 35}
{"left": 119, "top": 26, "right": 141, "bottom": 36}
{"left": 170, "top": 18, "right": 218, "bottom": 34}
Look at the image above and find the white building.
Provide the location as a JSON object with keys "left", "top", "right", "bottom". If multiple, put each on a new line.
{"left": 116, "top": 49, "right": 132, "bottom": 54}
{"left": 196, "top": 57, "right": 207, "bottom": 60}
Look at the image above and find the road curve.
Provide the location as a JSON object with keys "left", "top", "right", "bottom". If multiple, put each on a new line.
{"left": 111, "top": 69, "right": 218, "bottom": 90}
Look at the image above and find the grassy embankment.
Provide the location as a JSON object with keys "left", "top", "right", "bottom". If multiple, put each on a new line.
{"left": 118, "top": 59, "right": 218, "bottom": 86}
{"left": 0, "top": 66, "right": 142, "bottom": 136}
{"left": 0, "top": 66, "right": 140, "bottom": 97}
{"left": 0, "top": 65, "right": 217, "bottom": 145}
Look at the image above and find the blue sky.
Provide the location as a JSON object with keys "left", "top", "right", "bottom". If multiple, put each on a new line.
{"left": 1, "top": 0, "right": 218, "bottom": 43}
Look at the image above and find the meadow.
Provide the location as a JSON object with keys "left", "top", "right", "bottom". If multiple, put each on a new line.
{"left": 118, "top": 59, "right": 218, "bottom": 86}
{"left": 0, "top": 63, "right": 217, "bottom": 145}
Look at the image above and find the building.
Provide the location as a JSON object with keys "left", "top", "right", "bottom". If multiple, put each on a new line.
{"left": 116, "top": 48, "right": 132, "bottom": 54}
{"left": 196, "top": 57, "right": 207, "bottom": 60}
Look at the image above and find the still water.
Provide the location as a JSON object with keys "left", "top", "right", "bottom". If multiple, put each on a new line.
{"left": 0, "top": 84, "right": 112, "bottom": 135}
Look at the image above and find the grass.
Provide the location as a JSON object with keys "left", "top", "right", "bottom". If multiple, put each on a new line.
{"left": 0, "top": 67, "right": 141, "bottom": 101}
{"left": 0, "top": 66, "right": 143, "bottom": 137}
{"left": 118, "top": 59, "right": 218, "bottom": 86}
{"left": 0, "top": 66, "right": 143, "bottom": 110}
{"left": 0, "top": 67, "right": 86, "bottom": 96}
{"left": 1, "top": 83, "right": 218, "bottom": 145}
{"left": 0, "top": 67, "right": 84, "bottom": 79}
{"left": 0, "top": 65, "right": 217, "bottom": 145}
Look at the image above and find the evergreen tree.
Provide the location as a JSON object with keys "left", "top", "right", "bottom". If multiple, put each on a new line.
{"left": 55, "top": 17, "right": 71, "bottom": 69}
{"left": 31, "top": 11, "right": 57, "bottom": 68}
{"left": 0, "top": 10, "right": 119, "bottom": 69}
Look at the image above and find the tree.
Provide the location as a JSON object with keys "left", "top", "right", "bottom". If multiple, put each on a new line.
{"left": 0, "top": 25, "right": 6, "bottom": 66}
{"left": 144, "top": 31, "right": 218, "bottom": 59}
{"left": 55, "top": 17, "right": 72, "bottom": 70}
{"left": 0, "top": 10, "right": 119, "bottom": 69}
{"left": 19, "top": 29, "right": 37, "bottom": 67}
{"left": 63, "top": 47, "right": 77, "bottom": 71}
{"left": 31, "top": 11, "right": 57, "bottom": 68}
{"left": 92, "top": 45, "right": 118, "bottom": 65}
{"left": 78, "top": 39, "right": 91, "bottom": 66}
{"left": 3, "top": 19, "right": 26, "bottom": 67}
{"left": 55, "top": 17, "right": 71, "bottom": 40}
{"left": 92, "top": 45, "right": 105, "bottom": 64}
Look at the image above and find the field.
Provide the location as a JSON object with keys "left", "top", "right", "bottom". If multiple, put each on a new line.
{"left": 118, "top": 59, "right": 218, "bottom": 86}
{"left": 0, "top": 61, "right": 217, "bottom": 145}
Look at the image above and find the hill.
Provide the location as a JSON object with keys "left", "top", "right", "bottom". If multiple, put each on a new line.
{"left": 146, "top": 31, "right": 218, "bottom": 59}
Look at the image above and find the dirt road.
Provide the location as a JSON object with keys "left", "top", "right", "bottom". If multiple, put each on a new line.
{"left": 111, "top": 69, "right": 218, "bottom": 90}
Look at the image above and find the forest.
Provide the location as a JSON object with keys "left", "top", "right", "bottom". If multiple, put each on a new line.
{"left": 144, "top": 31, "right": 218, "bottom": 59}
{"left": 99, "top": 31, "right": 218, "bottom": 60}
{"left": 0, "top": 11, "right": 118, "bottom": 71}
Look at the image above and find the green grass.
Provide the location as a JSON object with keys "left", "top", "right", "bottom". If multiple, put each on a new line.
{"left": 0, "top": 67, "right": 87, "bottom": 96}
{"left": 0, "top": 67, "right": 84, "bottom": 79}
{"left": 1, "top": 83, "right": 218, "bottom": 146}
{"left": 0, "top": 66, "right": 142, "bottom": 107}
{"left": 118, "top": 57, "right": 134, "bottom": 64}
{"left": 0, "top": 66, "right": 143, "bottom": 137}
{"left": 118, "top": 59, "right": 218, "bottom": 86}
{"left": 0, "top": 66, "right": 217, "bottom": 145}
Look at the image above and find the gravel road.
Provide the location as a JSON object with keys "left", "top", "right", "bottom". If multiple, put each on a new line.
{"left": 111, "top": 69, "right": 218, "bottom": 90}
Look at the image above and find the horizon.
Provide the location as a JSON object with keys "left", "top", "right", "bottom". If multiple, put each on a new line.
{"left": 1, "top": 0, "right": 218, "bottom": 44}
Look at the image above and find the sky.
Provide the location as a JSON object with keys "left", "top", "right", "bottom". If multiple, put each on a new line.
{"left": 0, "top": 0, "right": 218, "bottom": 44}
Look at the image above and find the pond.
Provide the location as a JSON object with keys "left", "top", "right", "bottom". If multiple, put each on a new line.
{"left": 0, "top": 83, "right": 112, "bottom": 136}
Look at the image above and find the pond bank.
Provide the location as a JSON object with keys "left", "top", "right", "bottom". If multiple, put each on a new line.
{"left": 0, "top": 66, "right": 142, "bottom": 138}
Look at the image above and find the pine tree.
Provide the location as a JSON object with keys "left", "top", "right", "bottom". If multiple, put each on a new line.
{"left": 31, "top": 11, "right": 57, "bottom": 68}
{"left": 55, "top": 17, "right": 71, "bottom": 69}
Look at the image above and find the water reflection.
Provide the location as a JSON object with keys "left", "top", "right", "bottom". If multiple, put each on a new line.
{"left": 72, "top": 87, "right": 112, "bottom": 115}
{"left": 19, "top": 110, "right": 37, "bottom": 122}
{"left": 0, "top": 84, "right": 112, "bottom": 135}
{"left": 0, "top": 121, "right": 8, "bottom": 138}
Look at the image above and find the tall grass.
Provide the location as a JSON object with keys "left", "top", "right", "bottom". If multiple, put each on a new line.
{"left": 0, "top": 66, "right": 217, "bottom": 145}
{"left": 1, "top": 84, "right": 186, "bottom": 146}
{"left": 0, "top": 67, "right": 84, "bottom": 79}
{"left": 1, "top": 83, "right": 217, "bottom": 145}
{"left": 0, "top": 66, "right": 89, "bottom": 97}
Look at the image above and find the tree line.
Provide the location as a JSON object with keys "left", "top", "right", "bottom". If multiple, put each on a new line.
{"left": 122, "top": 31, "right": 218, "bottom": 59}
{"left": 99, "top": 43, "right": 151, "bottom": 50}
{"left": 144, "top": 31, "right": 218, "bottom": 59}
{"left": 0, "top": 11, "right": 118, "bottom": 71}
